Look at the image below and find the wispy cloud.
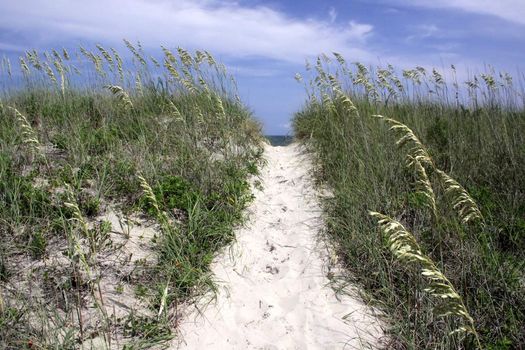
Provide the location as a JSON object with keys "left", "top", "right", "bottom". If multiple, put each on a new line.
{"left": 0, "top": 0, "right": 375, "bottom": 63}
{"left": 230, "top": 65, "right": 286, "bottom": 78}
{"left": 405, "top": 24, "right": 440, "bottom": 42}
{"left": 426, "top": 42, "right": 460, "bottom": 52}
{"left": 328, "top": 7, "right": 338, "bottom": 23}
{"left": 0, "top": 42, "right": 27, "bottom": 53}
{"left": 392, "top": 0, "right": 525, "bottom": 25}
{"left": 383, "top": 7, "right": 402, "bottom": 14}
{"left": 348, "top": 21, "right": 374, "bottom": 41}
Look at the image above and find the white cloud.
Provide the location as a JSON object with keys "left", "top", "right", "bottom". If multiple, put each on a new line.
{"left": 0, "top": 0, "right": 375, "bottom": 63}
{"left": 394, "top": 0, "right": 525, "bottom": 25}
{"left": 426, "top": 42, "right": 460, "bottom": 52}
{"left": 405, "top": 24, "right": 440, "bottom": 42}
{"left": 328, "top": 7, "right": 337, "bottom": 23}
{"left": 383, "top": 7, "right": 402, "bottom": 14}
{"left": 279, "top": 122, "right": 291, "bottom": 130}
{"left": 348, "top": 21, "right": 374, "bottom": 40}
{"left": 0, "top": 42, "right": 26, "bottom": 53}
{"left": 230, "top": 65, "right": 285, "bottom": 77}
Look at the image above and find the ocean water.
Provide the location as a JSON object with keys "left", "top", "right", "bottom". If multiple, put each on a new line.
{"left": 265, "top": 135, "right": 294, "bottom": 146}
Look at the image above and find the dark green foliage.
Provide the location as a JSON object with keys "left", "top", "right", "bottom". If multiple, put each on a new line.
{"left": 29, "top": 230, "right": 47, "bottom": 258}
{"left": 122, "top": 313, "right": 172, "bottom": 341}
{"left": 145, "top": 175, "right": 199, "bottom": 215}
{"left": 87, "top": 220, "right": 112, "bottom": 251}
{"left": 79, "top": 194, "right": 101, "bottom": 217}
{"left": 0, "top": 250, "right": 8, "bottom": 281}
{"left": 148, "top": 162, "right": 255, "bottom": 298}
{"left": 84, "top": 127, "right": 120, "bottom": 156}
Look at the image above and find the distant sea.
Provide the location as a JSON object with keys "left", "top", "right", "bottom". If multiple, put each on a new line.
{"left": 265, "top": 135, "right": 294, "bottom": 146}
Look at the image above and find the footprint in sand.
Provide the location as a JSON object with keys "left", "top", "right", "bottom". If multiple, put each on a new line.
{"left": 265, "top": 265, "right": 279, "bottom": 275}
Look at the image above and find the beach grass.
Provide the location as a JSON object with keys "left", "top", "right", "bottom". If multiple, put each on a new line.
{"left": 293, "top": 55, "right": 525, "bottom": 349}
{"left": 0, "top": 43, "right": 263, "bottom": 348}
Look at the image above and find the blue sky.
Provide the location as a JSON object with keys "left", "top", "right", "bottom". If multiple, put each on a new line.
{"left": 0, "top": 0, "right": 524, "bottom": 134}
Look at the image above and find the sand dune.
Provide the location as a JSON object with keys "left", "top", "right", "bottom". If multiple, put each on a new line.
{"left": 176, "top": 143, "right": 384, "bottom": 349}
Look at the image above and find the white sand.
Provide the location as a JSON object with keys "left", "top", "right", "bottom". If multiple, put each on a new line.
{"left": 176, "top": 143, "right": 384, "bottom": 349}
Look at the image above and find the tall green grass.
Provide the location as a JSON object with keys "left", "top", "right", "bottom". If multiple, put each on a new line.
{"left": 293, "top": 55, "right": 525, "bottom": 349}
{"left": 0, "top": 42, "right": 262, "bottom": 348}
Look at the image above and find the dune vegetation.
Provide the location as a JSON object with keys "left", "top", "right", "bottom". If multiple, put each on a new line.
{"left": 0, "top": 43, "right": 263, "bottom": 348}
{"left": 293, "top": 55, "right": 525, "bottom": 349}
{"left": 1, "top": 39, "right": 524, "bottom": 350}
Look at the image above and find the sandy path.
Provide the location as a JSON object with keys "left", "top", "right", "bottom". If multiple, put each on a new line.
{"left": 176, "top": 143, "right": 383, "bottom": 349}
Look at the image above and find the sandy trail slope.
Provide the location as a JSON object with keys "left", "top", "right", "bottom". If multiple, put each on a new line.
{"left": 176, "top": 143, "right": 383, "bottom": 349}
